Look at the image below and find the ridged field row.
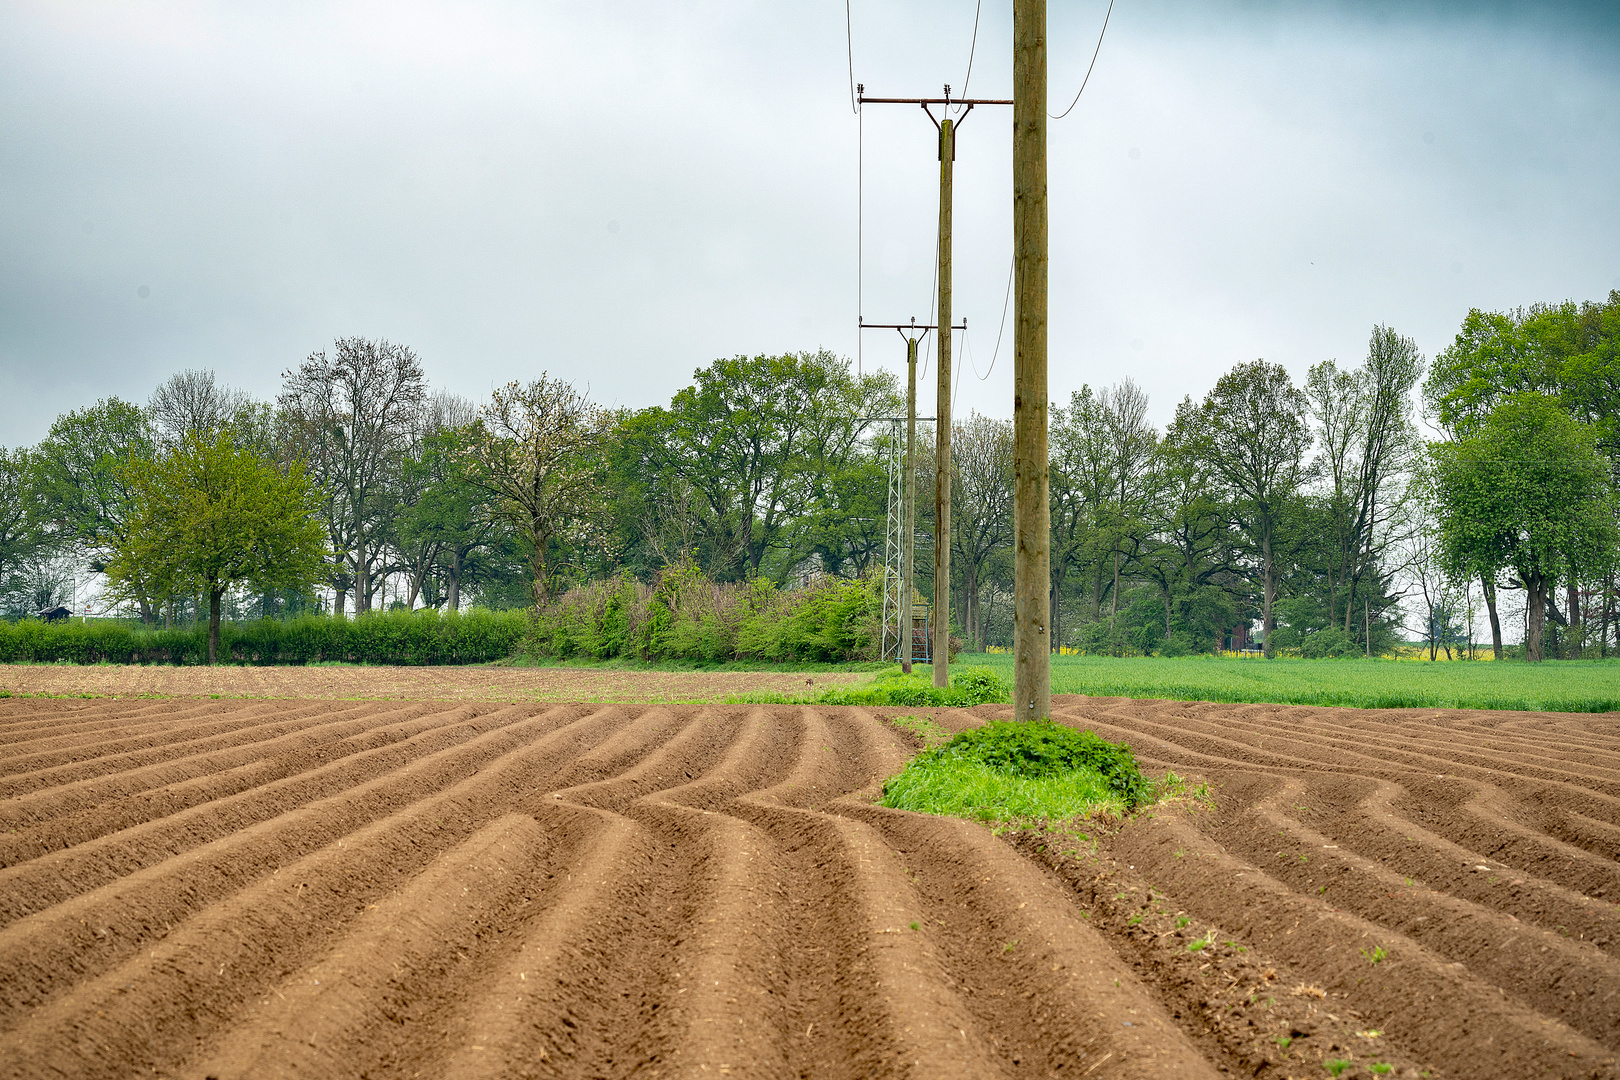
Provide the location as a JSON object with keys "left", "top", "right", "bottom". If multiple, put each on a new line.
{"left": 1, "top": 695, "right": 1616, "bottom": 1079}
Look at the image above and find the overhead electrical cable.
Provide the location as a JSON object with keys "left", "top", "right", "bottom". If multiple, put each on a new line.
{"left": 1051, "top": 0, "right": 1115, "bottom": 119}
{"left": 953, "top": 0, "right": 983, "bottom": 114}
{"left": 975, "top": 254, "right": 1015, "bottom": 382}
{"left": 845, "top": 0, "right": 858, "bottom": 113}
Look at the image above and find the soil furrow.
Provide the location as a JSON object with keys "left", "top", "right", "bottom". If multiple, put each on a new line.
{"left": 0, "top": 703, "right": 489, "bottom": 859}
{"left": 0, "top": 702, "right": 539, "bottom": 922}
{"left": 1107, "top": 804, "right": 1617, "bottom": 1077}
{"left": 0, "top": 693, "right": 1616, "bottom": 1080}
{"left": 1209, "top": 772, "right": 1620, "bottom": 1045}
{"left": 0, "top": 704, "right": 608, "bottom": 1030}
{"left": 183, "top": 812, "right": 559, "bottom": 1080}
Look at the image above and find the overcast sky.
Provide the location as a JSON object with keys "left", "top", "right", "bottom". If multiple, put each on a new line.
{"left": 2, "top": 0, "right": 1617, "bottom": 447}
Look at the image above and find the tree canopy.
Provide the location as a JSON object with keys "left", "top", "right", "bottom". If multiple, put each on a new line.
{"left": 106, "top": 432, "right": 328, "bottom": 663}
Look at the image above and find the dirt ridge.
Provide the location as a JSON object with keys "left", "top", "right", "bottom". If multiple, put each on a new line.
{"left": 0, "top": 694, "right": 1616, "bottom": 1079}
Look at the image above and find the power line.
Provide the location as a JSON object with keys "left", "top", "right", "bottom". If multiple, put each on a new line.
{"left": 953, "top": 0, "right": 983, "bottom": 114}
{"left": 975, "top": 254, "right": 1015, "bottom": 382}
{"left": 857, "top": 92, "right": 863, "bottom": 376}
{"left": 845, "top": 0, "right": 858, "bottom": 114}
{"left": 1051, "top": 0, "right": 1115, "bottom": 120}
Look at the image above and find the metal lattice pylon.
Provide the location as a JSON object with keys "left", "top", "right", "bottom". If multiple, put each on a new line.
{"left": 880, "top": 418, "right": 904, "bottom": 662}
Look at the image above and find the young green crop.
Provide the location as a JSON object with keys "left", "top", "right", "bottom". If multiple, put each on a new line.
{"left": 952, "top": 652, "right": 1620, "bottom": 714}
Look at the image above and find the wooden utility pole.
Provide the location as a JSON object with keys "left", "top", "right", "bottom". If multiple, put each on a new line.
{"left": 859, "top": 320, "right": 957, "bottom": 670}
{"left": 934, "top": 112, "right": 955, "bottom": 689}
{"left": 858, "top": 90, "right": 1008, "bottom": 687}
{"left": 902, "top": 334, "right": 918, "bottom": 674}
{"left": 1013, "top": 0, "right": 1051, "bottom": 719}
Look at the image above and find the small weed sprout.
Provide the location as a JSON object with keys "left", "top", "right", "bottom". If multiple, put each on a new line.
{"left": 1361, "top": 945, "right": 1387, "bottom": 965}
{"left": 1325, "top": 1059, "right": 1353, "bottom": 1077}
{"left": 1176, "top": 915, "right": 1192, "bottom": 928}
{"left": 909, "top": 921, "right": 920, "bottom": 931}
{"left": 1370, "top": 1064, "right": 1393, "bottom": 1075}
{"left": 1274, "top": 1035, "right": 1293, "bottom": 1049}
{"left": 1187, "top": 930, "right": 1217, "bottom": 952}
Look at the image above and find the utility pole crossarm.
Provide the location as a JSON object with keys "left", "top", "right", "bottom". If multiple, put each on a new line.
{"left": 859, "top": 96, "right": 1013, "bottom": 105}
{"left": 857, "top": 322, "right": 966, "bottom": 331}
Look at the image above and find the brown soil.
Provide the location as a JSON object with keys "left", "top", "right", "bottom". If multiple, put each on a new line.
{"left": 0, "top": 663, "right": 871, "bottom": 702}
{"left": 0, "top": 693, "right": 1615, "bottom": 1079}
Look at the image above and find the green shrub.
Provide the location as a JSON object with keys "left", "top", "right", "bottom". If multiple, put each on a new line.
{"left": 522, "top": 565, "right": 881, "bottom": 666}
{"left": 912, "top": 720, "right": 1152, "bottom": 808}
{"left": 1301, "top": 627, "right": 1359, "bottom": 658}
{"left": 880, "top": 719, "right": 1149, "bottom": 822}
{"left": 814, "top": 665, "right": 1011, "bottom": 707}
{"left": 0, "top": 608, "right": 526, "bottom": 666}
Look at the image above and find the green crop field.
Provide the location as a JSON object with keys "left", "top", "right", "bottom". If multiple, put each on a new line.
{"left": 933, "top": 653, "right": 1620, "bottom": 713}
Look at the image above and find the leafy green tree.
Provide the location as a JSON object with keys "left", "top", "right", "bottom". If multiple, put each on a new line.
{"left": 1188, "top": 361, "right": 1313, "bottom": 657}
{"left": 395, "top": 421, "right": 500, "bottom": 610}
{"left": 107, "top": 432, "right": 329, "bottom": 663}
{"left": 646, "top": 350, "right": 899, "bottom": 582}
{"left": 32, "top": 397, "right": 158, "bottom": 619}
{"left": 1431, "top": 393, "right": 1617, "bottom": 662}
{"left": 0, "top": 446, "right": 48, "bottom": 612}
{"left": 1425, "top": 293, "right": 1620, "bottom": 653}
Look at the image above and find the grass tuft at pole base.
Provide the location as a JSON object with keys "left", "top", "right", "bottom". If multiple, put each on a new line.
{"left": 880, "top": 720, "right": 1151, "bottom": 825}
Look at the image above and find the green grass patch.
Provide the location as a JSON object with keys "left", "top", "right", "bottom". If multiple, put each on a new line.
{"left": 726, "top": 665, "right": 1010, "bottom": 707}
{"left": 886, "top": 713, "right": 952, "bottom": 748}
{"left": 504, "top": 655, "right": 892, "bottom": 673}
{"left": 949, "top": 653, "right": 1620, "bottom": 713}
{"left": 879, "top": 719, "right": 1150, "bottom": 826}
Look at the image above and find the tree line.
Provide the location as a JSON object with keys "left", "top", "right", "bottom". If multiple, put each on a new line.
{"left": 2, "top": 289, "right": 1616, "bottom": 663}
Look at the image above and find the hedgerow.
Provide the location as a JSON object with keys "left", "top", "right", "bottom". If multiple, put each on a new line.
{"left": 0, "top": 608, "right": 526, "bottom": 666}
{"left": 525, "top": 565, "right": 883, "bottom": 664}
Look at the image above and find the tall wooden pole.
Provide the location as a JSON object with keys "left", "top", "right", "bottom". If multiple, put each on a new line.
{"left": 902, "top": 335, "right": 918, "bottom": 675}
{"left": 1013, "top": 0, "right": 1050, "bottom": 719}
{"left": 934, "top": 115, "right": 955, "bottom": 688}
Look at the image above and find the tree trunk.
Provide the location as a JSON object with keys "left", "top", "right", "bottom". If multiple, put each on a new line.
{"left": 1262, "top": 525, "right": 1275, "bottom": 659}
{"left": 208, "top": 587, "right": 223, "bottom": 666}
{"left": 1525, "top": 573, "right": 1546, "bottom": 662}
{"left": 1482, "top": 575, "right": 1502, "bottom": 660}
{"left": 447, "top": 549, "right": 462, "bottom": 613}
{"left": 1050, "top": 566, "right": 1065, "bottom": 655}
{"left": 1568, "top": 579, "right": 1581, "bottom": 657}
{"left": 334, "top": 589, "right": 347, "bottom": 618}
{"left": 1163, "top": 585, "right": 1173, "bottom": 643}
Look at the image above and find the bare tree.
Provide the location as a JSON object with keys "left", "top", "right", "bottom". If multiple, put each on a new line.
{"left": 1306, "top": 326, "right": 1425, "bottom": 640}
{"left": 1048, "top": 385, "right": 1115, "bottom": 647}
{"left": 149, "top": 370, "right": 250, "bottom": 447}
{"left": 1101, "top": 379, "right": 1157, "bottom": 640}
{"left": 279, "top": 338, "right": 426, "bottom": 615}
{"left": 950, "top": 412, "right": 1014, "bottom": 651}
{"left": 465, "top": 375, "right": 606, "bottom": 610}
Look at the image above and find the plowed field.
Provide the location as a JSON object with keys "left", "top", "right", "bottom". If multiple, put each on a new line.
{"left": 0, "top": 694, "right": 1616, "bottom": 1079}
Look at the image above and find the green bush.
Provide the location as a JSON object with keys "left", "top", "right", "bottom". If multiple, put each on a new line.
{"left": 913, "top": 720, "right": 1152, "bottom": 807}
{"left": 812, "top": 665, "right": 1010, "bottom": 707}
{"left": 1301, "top": 627, "right": 1359, "bottom": 658}
{"left": 524, "top": 565, "right": 882, "bottom": 665}
{"left": 880, "top": 719, "right": 1150, "bottom": 822}
{"left": 0, "top": 608, "right": 526, "bottom": 665}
